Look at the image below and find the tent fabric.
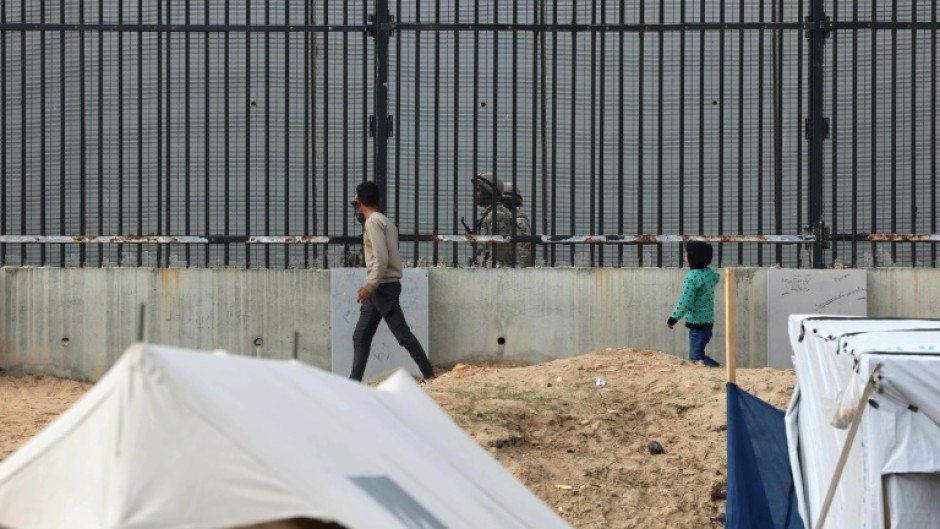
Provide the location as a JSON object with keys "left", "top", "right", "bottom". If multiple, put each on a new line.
{"left": 0, "top": 343, "right": 573, "bottom": 529}
{"left": 786, "top": 315, "right": 940, "bottom": 529}
{"left": 725, "top": 382, "right": 804, "bottom": 529}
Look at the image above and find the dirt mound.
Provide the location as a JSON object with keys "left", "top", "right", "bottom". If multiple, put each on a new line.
{"left": 0, "top": 348, "right": 796, "bottom": 528}
{"left": 425, "top": 348, "right": 796, "bottom": 528}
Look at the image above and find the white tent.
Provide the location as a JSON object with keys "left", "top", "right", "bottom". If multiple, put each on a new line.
{"left": 0, "top": 343, "right": 573, "bottom": 529}
{"left": 786, "top": 315, "right": 940, "bottom": 529}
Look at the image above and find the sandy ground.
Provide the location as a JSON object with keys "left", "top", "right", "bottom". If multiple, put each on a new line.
{"left": 0, "top": 349, "right": 796, "bottom": 529}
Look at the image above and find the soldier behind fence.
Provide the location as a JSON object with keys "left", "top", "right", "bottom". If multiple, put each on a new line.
{"left": 500, "top": 182, "right": 536, "bottom": 267}
{"left": 472, "top": 171, "right": 515, "bottom": 267}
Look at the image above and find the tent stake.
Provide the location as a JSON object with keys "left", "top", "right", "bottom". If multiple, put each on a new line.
{"left": 814, "top": 363, "right": 882, "bottom": 529}
{"left": 724, "top": 267, "right": 736, "bottom": 384}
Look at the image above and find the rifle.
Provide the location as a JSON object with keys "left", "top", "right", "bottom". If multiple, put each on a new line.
{"left": 460, "top": 216, "right": 474, "bottom": 235}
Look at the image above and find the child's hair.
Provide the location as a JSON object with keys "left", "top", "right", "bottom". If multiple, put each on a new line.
{"left": 685, "top": 240, "right": 713, "bottom": 269}
{"left": 355, "top": 181, "right": 381, "bottom": 207}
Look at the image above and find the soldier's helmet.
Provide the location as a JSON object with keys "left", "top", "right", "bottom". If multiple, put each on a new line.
{"left": 500, "top": 182, "right": 524, "bottom": 207}
{"left": 472, "top": 170, "right": 503, "bottom": 199}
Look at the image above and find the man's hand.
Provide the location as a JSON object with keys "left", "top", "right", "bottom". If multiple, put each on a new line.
{"left": 667, "top": 322, "right": 674, "bottom": 330}
{"left": 357, "top": 287, "right": 372, "bottom": 304}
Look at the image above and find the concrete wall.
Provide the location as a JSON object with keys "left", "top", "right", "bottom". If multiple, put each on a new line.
{"left": 2, "top": 266, "right": 938, "bottom": 381}
{"left": 0, "top": 268, "right": 331, "bottom": 380}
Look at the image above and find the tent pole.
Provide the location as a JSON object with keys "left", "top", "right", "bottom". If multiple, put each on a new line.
{"left": 814, "top": 363, "right": 882, "bottom": 529}
{"left": 724, "top": 267, "right": 736, "bottom": 383}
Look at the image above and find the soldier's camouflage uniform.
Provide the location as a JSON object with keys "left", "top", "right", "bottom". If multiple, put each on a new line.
{"left": 510, "top": 210, "right": 536, "bottom": 267}
{"left": 475, "top": 203, "right": 515, "bottom": 267}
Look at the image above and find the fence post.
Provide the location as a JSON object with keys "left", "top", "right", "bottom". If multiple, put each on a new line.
{"left": 373, "top": 0, "right": 391, "bottom": 209}
{"left": 807, "top": 0, "right": 829, "bottom": 268}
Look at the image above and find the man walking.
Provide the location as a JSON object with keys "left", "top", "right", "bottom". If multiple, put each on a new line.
{"left": 349, "top": 181, "right": 435, "bottom": 383}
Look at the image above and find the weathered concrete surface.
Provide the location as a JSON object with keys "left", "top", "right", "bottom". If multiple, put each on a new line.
{"left": 13, "top": 266, "right": 931, "bottom": 381}
{"left": 427, "top": 267, "right": 765, "bottom": 369}
{"left": 0, "top": 268, "right": 331, "bottom": 380}
{"left": 866, "top": 268, "right": 940, "bottom": 319}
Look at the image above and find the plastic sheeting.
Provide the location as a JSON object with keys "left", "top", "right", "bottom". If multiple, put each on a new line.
{"left": 787, "top": 315, "right": 940, "bottom": 529}
{"left": 726, "top": 383, "right": 804, "bottom": 529}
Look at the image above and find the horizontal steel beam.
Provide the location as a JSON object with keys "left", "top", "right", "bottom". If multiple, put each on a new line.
{"left": 0, "top": 234, "right": 820, "bottom": 245}
{"left": 7, "top": 233, "right": 939, "bottom": 245}
{"left": 4, "top": 21, "right": 940, "bottom": 34}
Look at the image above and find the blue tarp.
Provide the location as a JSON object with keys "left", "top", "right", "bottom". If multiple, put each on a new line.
{"left": 726, "top": 382, "right": 804, "bottom": 529}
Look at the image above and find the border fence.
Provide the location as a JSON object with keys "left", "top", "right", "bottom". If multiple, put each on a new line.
{"left": 0, "top": 0, "right": 937, "bottom": 269}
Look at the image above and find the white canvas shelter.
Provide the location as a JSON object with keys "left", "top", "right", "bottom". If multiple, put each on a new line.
{"left": 786, "top": 315, "right": 940, "bottom": 529}
{"left": 0, "top": 343, "right": 573, "bottom": 529}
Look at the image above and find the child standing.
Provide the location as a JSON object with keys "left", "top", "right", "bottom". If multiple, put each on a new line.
{"left": 667, "top": 240, "right": 722, "bottom": 367}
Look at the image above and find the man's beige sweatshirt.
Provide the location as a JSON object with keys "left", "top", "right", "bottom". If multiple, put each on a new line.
{"left": 362, "top": 212, "right": 403, "bottom": 292}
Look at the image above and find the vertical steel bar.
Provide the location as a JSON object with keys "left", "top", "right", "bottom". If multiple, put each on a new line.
{"left": 697, "top": 0, "right": 703, "bottom": 238}
{"left": 656, "top": 0, "right": 663, "bottom": 267}
{"left": 539, "top": 0, "right": 549, "bottom": 265}
{"left": 264, "top": 0, "right": 270, "bottom": 268}
{"left": 471, "top": 0, "right": 479, "bottom": 264}
{"left": 737, "top": 0, "right": 744, "bottom": 265}
{"left": 758, "top": 0, "right": 765, "bottom": 266}
{"left": 808, "top": 0, "right": 825, "bottom": 268}
{"left": 600, "top": 0, "right": 607, "bottom": 266}
{"left": 870, "top": 1, "right": 877, "bottom": 266}
{"left": 246, "top": 0, "right": 253, "bottom": 268}
{"left": 117, "top": 0, "right": 124, "bottom": 266}
{"left": 374, "top": 0, "right": 390, "bottom": 220}
{"left": 393, "top": 0, "right": 401, "bottom": 231}
{"left": 185, "top": 2, "right": 192, "bottom": 267}
{"left": 638, "top": 0, "right": 644, "bottom": 267}
{"left": 341, "top": 0, "right": 349, "bottom": 263}
{"left": 80, "top": 0, "right": 87, "bottom": 267}
{"left": 678, "top": 0, "right": 685, "bottom": 266}
{"left": 773, "top": 0, "right": 783, "bottom": 266}
{"left": 322, "top": 0, "right": 330, "bottom": 268}
{"left": 284, "top": 0, "right": 290, "bottom": 269}
{"left": 830, "top": 0, "right": 838, "bottom": 266}
{"left": 618, "top": 0, "right": 625, "bottom": 267}
{"left": 157, "top": 0, "right": 164, "bottom": 267}
{"left": 532, "top": 0, "right": 539, "bottom": 265}
{"left": 796, "top": 0, "right": 804, "bottom": 268}
{"left": 60, "top": 0, "right": 67, "bottom": 265}
{"left": 510, "top": 0, "right": 518, "bottom": 267}
{"left": 911, "top": 2, "right": 917, "bottom": 265}
{"left": 453, "top": 0, "right": 460, "bottom": 266}
{"left": 304, "top": 0, "right": 311, "bottom": 267}
{"left": 138, "top": 1, "right": 143, "bottom": 265}
{"left": 890, "top": 0, "right": 897, "bottom": 263}
{"left": 166, "top": 0, "right": 172, "bottom": 267}
{"left": 22, "top": 0, "right": 29, "bottom": 265}
{"left": 933, "top": 1, "right": 937, "bottom": 267}
{"left": 0, "top": 0, "right": 6, "bottom": 265}
{"left": 205, "top": 0, "right": 210, "bottom": 267}
{"left": 433, "top": 0, "right": 441, "bottom": 265}
{"left": 568, "top": 6, "right": 576, "bottom": 266}
{"left": 40, "top": 0, "right": 47, "bottom": 266}
{"left": 97, "top": 0, "right": 103, "bottom": 266}
{"left": 414, "top": 0, "right": 422, "bottom": 260}
{"left": 589, "top": 0, "right": 596, "bottom": 267}
{"left": 851, "top": 0, "right": 858, "bottom": 266}
{"left": 494, "top": 0, "right": 502, "bottom": 268}
{"left": 224, "top": 0, "right": 231, "bottom": 265}
{"left": 387, "top": 0, "right": 398, "bottom": 236}
{"left": 717, "top": 0, "right": 724, "bottom": 266}
{"left": 550, "top": 0, "right": 557, "bottom": 266}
